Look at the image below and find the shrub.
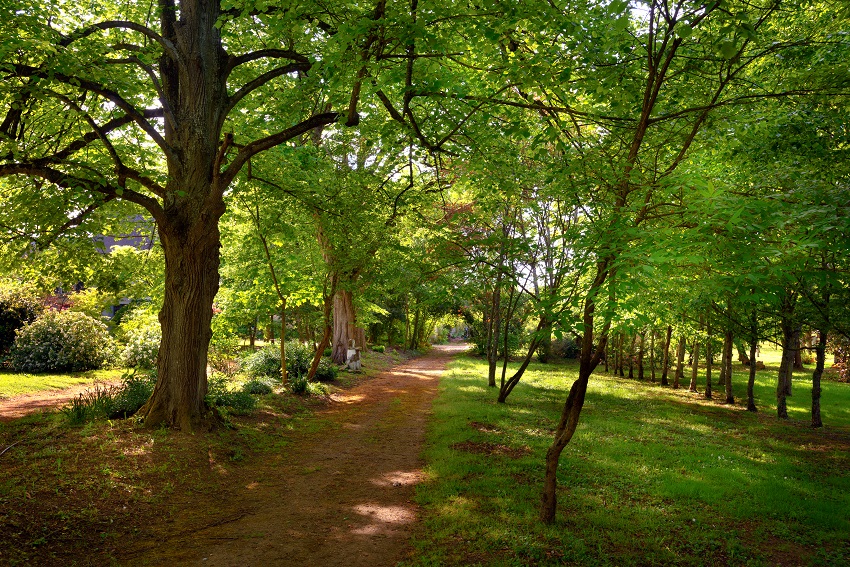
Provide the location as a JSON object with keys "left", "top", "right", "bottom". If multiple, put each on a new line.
{"left": 208, "top": 333, "right": 241, "bottom": 377}
{"left": 372, "top": 345, "right": 386, "bottom": 353}
{"left": 109, "top": 371, "right": 157, "bottom": 418}
{"left": 0, "top": 280, "right": 43, "bottom": 354}
{"left": 206, "top": 373, "right": 256, "bottom": 414}
{"left": 241, "top": 341, "right": 317, "bottom": 380}
{"left": 306, "top": 381, "right": 329, "bottom": 397}
{"left": 288, "top": 372, "right": 308, "bottom": 394}
{"left": 119, "top": 322, "right": 160, "bottom": 369}
{"left": 241, "top": 346, "right": 281, "bottom": 379}
{"left": 323, "top": 347, "right": 332, "bottom": 358}
{"left": 12, "top": 310, "right": 115, "bottom": 373}
{"left": 314, "top": 357, "right": 338, "bottom": 382}
{"left": 553, "top": 337, "right": 580, "bottom": 359}
{"left": 242, "top": 379, "right": 274, "bottom": 395}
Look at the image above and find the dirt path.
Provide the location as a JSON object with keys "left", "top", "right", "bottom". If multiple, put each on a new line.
{"left": 126, "top": 343, "right": 465, "bottom": 567}
{"left": 0, "top": 379, "right": 120, "bottom": 423}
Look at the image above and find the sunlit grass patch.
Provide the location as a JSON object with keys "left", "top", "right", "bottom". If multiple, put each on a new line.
{"left": 0, "top": 368, "right": 125, "bottom": 398}
{"left": 407, "top": 355, "right": 850, "bottom": 566}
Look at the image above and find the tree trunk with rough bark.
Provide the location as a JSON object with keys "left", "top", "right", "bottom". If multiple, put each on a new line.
{"left": 332, "top": 289, "right": 365, "bottom": 364}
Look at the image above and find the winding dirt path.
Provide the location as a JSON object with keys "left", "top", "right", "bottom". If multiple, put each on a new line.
{"left": 126, "top": 343, "right": 465, "bottom": 567}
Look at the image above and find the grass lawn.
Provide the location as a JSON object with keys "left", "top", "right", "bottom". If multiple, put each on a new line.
{"left": 405, "top": 354, "right": 850, "bottom": 566}
{"left": 0, "top": 368, "right": 125, "bottom": 399}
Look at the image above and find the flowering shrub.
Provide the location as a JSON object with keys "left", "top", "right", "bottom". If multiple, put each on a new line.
{"left": 117, "top": 308, "right": 160, "bottom": 369}
{"left": 11, "top": 310, "right": 115, "bottom": 372}
{"left": 0, "top": 281, "right": 43, "bottom": 354}
{"left": 119, "top": 324, "right": 160, "bottom": 369}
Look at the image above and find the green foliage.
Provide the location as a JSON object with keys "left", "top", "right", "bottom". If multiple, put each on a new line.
{"left": 61, "top": 370, "right": 156, "bottom": 425}
{"left": 288, "top": 371, "right": 308, "bottom": 395}
{"left": 371, "top": 345, "right": 386, "bottom": 353}
{"left": 241, "top": 379, "right": 274, "bottom": 395}
{"left": 11, "top": 310, "right": 115, "bottom": 373}
{"left": 205, "top": 373, "right": 257, "bottom": 415}
{"left": 241, "top": 341, "right": 326, "bottom": 381}
{"left": 314, "top": 357, "right": 338, "bottom": 382}
{"left": 208, "top": 330, "right": 241, "bottom": 377}
{"left": 118, "top": 314, "right": 160, "bottom": 369}
{"left": 241, "top": 346, "right": 281, "bottom": 380}
{"left": 0, "top": 280, "right": 43, "bottom": 355}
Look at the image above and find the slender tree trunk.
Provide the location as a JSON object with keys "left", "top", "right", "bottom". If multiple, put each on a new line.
{"left": 280, "top": 300, "right": 287, "bottom": 383}
{"left": 637, "top": 331, "right": 645, "bottom": 380}
{"left": 650, "top": 329, "right": 656, "bottom": 382}
{"left": 307, "top": 288, "right": 335, "bottom": 382}
{"left": 604, "top": 338, "right": 610, "bottom": 373}
{"left": 487, "top": 282, "right": 503, "bottom": 388}
{"left": 628, "top": 333, "right": 636, "bottom": 379}
{"left": 688, "top": 338, "right": 699, "bottom": 392}
{"left": 618, "top": 333, "right": 625, "bottom": 377}
{"left": 661, "top": 325, "right": 672, "bottom": 386}
{"left": 736, "top": 340, "right": 750, "bottom": 366}
{"left": 777, "top": 322, "right": 797, "bottom": 419}
{"left": 705, "top": 337, "right": 713, "bottom": 400}
{"left": 541, "top": 260, "right": 611, "bottom": 524}
{"left": 673, "top": 335, "right": 686, "bottom": 389}
{"left": 723, "top": 331, "right": 734, "bottom": 404}
{"left": 746, "top": 339, "right": 757, "bottom": 412}
{"left": 793, "top": 329, "right": 804, "bottom": 370}
{"left": 811, "top": 329, "right": 827, "bottom": 428}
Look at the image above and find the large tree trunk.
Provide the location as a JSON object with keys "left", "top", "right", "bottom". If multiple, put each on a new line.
{"left": 811, "top": 329, "right": 827, "bottom": 428}
{"left": 660, "top": 325, "right": 672, "bottom": 386}
{"left": 141, "top": 207, "right": 224, "bottom": 431}
{"left": 332, "top": 289, "right": 364, "bottom": 364}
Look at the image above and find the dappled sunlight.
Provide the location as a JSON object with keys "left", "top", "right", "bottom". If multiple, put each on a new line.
{"left": 331, "top": 393, "right": 366, "bottom": 404}
{"left": 349, "top": 503, "right": 416, "bottom": 535}
{"left": 370, "top": 469, "right": 423, "bottom": 487}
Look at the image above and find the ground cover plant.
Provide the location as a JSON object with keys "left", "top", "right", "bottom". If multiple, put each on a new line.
{"left": 406, "top": 354, "right": 850, "bottom": 566}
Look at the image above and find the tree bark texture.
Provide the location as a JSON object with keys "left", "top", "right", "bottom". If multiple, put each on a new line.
{"left": 746, "top": 339, "right": 758, "bottom": 412}
{"left": 141, "top": 206, "right": 224, "bottom": 430}
{"left": 332, "top": 289, "right": 365, "bottom": 364}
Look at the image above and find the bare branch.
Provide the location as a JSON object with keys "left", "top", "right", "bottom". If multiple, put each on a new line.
{"left": 227, "top": 49, "right": 309, "bottom": 74}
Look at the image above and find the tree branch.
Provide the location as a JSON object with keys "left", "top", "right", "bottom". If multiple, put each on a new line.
{"left": 220, "top": 112, "right": 341, "bottom": 187}
{"left": 226, "top": 62, "right": 311, "bottom": 114}
{"left": 59, "top": 20, "right": 180, "bottom": 62}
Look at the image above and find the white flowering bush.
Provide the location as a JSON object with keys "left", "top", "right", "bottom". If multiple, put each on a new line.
{"left": 119, "top": 324, "right": 160, "bottom": 369}
{"left": 11, "top": 310, "right": 115, "bottom": 372}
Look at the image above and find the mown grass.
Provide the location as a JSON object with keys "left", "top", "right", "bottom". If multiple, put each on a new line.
{"left": 0, "top": 368, "right": 125, "bottom": 399}
{"left": 406, "top": 355, "right": 850, "bottom": 566}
